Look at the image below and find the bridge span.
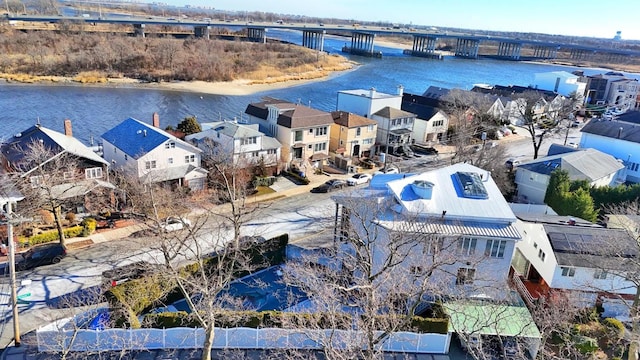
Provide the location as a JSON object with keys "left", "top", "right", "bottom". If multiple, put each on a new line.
{"left": 5, "top": 15, "right": 640, "bottom": 62}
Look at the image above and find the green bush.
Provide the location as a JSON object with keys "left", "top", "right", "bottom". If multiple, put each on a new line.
{"left": 27, "top": 225, "right": 84, "bottom": 246}
{"left": 573, "top": 335, "right": 599, "bottom": 354}
{"left": 81, "top": 218, "right": 97, "bottom": 236}
{"left": 282, "top": 170, "right": 310, "bottom": 185}
{"left": 253, "top": 176, "right": 276, "bottom": 187}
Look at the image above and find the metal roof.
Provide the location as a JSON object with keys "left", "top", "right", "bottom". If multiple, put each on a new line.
{"left": 376, "top": 218, "right": 521, "bottom": 240}
{"left": 445, "top": 302, "right": 541, "bottom": 338}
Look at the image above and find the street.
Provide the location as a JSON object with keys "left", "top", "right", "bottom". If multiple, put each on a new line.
{"left": 0, "top": 124, "right": 585, "bottom": 348}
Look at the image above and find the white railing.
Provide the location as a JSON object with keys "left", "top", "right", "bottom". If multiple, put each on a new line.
{"left": 36, "top": 326, "right": 451, "bottom": 354}
{"left": 511, "top": 273, "right": 535, "bottom": 307}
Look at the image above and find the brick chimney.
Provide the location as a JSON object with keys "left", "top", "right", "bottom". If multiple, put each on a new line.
{"left": 152, "top": 112, "right": 160, "bottom": 128}
{"left": 63, "top": 119, "right": 73, "bottom": 137}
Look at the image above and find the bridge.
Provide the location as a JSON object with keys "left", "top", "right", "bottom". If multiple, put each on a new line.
{"left": 5, "top": 14, "right": 640, "bottom": 61}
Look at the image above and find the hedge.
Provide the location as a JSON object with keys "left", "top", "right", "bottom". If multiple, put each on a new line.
{"left": 26, "top": 225, "right": 84, "bottom": 246}
{"left": 282, "top": 170, "right": 310, "bottom": 185}
{"left": 143, "top": 310, "right": 449, "bottom": 334}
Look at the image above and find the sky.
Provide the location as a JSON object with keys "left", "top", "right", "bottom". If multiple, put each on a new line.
{"left": 158, "top": 0, "right": 640, "bottom": 40}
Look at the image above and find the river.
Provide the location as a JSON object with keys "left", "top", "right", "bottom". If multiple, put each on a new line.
{"left": 1, "top": 29, "right": 638, "bottom": 144}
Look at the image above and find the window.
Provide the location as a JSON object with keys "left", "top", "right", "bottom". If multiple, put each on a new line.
{"left": 433, "top": 119, "right": 444, "bottom": 127}
{"left": 484, "top": 239, "right": 507, "bottom": 258}
{"left": 594, "top": 269, "right": 608, "bottom": 280}
{"left": 368, "top": 124, "right": 375, "bottom": 132}
{"left": 314, "top": 142, "right": 327, "bottom": 152}
{"left": 145, "top": 160, "right": 157, "bottom": 170}
{"left": 185, "top": 155, "right": 195, "bottom": 163}
{"left": 251, "top": 151, "right": 259, "bottom": 158}
{"left": 267, "top": 149, "right": 277, "bottom": 155}
{"left": 363, "top": 138, "right": 373, "bottom": 145}
{"left": 241, "top": 137, "right": 257, "bottom": 145}
{"left": 423, "top": 237, "right": 444, "bottom": 255}
{"left": 63, "top": 171, "right": 75, "bottom": 180}
{"left": 561, "top": 267, "right": 575, "bottom": 277}
{"left": 308, "top": 144, "right": 312, "bottom": 149}
{"left": 85, "top": 167, "right": 103, "bottom": 179}
{"left": 458, "top": 237, "right": 477, "bottom": 256}
{"left": 538, "top": 249, "right": 546, "bottom": 261}
{"left": 456, "top": 268, "right": 476, "bottom": 285}
{"left": 124, "top": 154, "right": 128, "bottom": 161}
{"left": 410, "top": 266, "right": 424, "bottom": 276}
{"left": 30, "top": 175, "right": 43, "bottom": 188}
{"left": 309, "top": 128, "right": 313, "bottom": 134}
{"left": 294, "top": 131, "right": 303, "bottom": 142}
{"left": 356, "top": 127, "right": 361, "bottom": 137}
{"left": 165, "top": 141, "right": 175, "bottom": 149}
{"left": 168, "top": 157, "right": 174, "bottom": 164}
{"left": 315, "top": 127, "right": 327, "bottom": 136}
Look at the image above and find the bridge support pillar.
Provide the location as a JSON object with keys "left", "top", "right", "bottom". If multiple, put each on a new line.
{"left": 570, "top": 48, "right": 593, "bottom": 61}
{"left": 455, "top": 38, "right": 479, "bottom": 59}
{"left": 133, "top": 23, "right": 145, "bottom": 38}
{"left": 194, "top": 26, "right": 210, "bottom": 39}
{"left": 497, "top": 42, "right": 522, "bottom": 60}
{"left": 302, "top": 30, "right": 325, "bottom": 51}
{"left": 408, "top": 35, "right": 440, "bottom": 58}
{"left": 346, "top": 32, "right": 377, "bottom": 57}
{"left": 247, "top": 27, "right": 266, "bottom": 43}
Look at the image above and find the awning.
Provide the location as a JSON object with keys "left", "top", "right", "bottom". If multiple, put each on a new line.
{"left": 390, "top": 128, "right": 412, "bottom": 135}
{"left": 292, "top": 143, "right": 305, "bottom": 149}
{"left": 310, "top": 153, "right": 330, "bottom": 161}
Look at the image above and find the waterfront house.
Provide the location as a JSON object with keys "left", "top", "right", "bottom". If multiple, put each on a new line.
{"left": 0, "top": 120, "right": 113, "bottom": 214}
{"left": 244, "top": 97, "right": 333, "bottom": 170}
{"left": 336, "top": 87, "right": 404, "bottom": 118}
{"left": 331, "top": 163, "right": 522, "bottom": 299}
{"left": 186, "top": 120, "right": 282, "bottom": 175}
{"left": 579, "top": 72, "right": 639, "bottom": 112}
{"left": 531, "top": 71, "right": 587, "bottom": 98}
{"left": 101, "top": 116, "right": 207, "bottom": 190}
{"left": 514, "top": 148, "right": 625, "bottom": 204}
{"left": 371, "top": 106, "right": 416, "bottom": 154}
{"left": 511, "top": 213, "right": 637, "bottom": 321}
{"left": 401, "top": 93, "right": 449, "bottom": 144}
{"left": 329, "top": 110, "right": 377, "bottom": 158}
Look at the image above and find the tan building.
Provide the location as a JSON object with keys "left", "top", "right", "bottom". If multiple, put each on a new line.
{"left": 245, "top": 97, "right": 334, "bottom": 169}
{"left": 330, "top": 111, "right": 378, "bottom": 158}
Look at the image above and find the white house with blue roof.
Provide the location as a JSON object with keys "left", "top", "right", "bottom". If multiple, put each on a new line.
{"left": 332, "top": 163, "right": 522, "bottom": 299}
{"left": 101, "top": 117, "right": 208, "bottom": 190}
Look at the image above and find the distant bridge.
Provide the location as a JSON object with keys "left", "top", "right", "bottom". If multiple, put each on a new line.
{"left": 5, "top": 14, "right": 640, "bottom": 61}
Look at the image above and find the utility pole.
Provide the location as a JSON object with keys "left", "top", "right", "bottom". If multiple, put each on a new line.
{"left": 6, "top": 202, "right": 20, "bottom": 346}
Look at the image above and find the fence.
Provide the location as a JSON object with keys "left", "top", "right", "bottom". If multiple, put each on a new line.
{"left": 37, "top": 326, "right": 451, "bottom": 354}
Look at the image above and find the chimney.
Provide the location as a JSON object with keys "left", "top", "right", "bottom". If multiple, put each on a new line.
{"left": 63, "top": 119, "right": 73, "bottom": 137}
{"left": 152, "top": 112, "right": 160, "bottom": 128}
{"left": 369, "top": 87, "right": 376, "bottom": 98}
{"left": 618, "top": 127, "right": 623, "bottom": 138}
{"left": 397, "top": 85, "right": 404, "bottom": 96}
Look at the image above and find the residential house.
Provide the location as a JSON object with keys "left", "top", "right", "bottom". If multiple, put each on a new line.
{"left": 579, "top": 112, "right": 640, "bottom": 183}
{"left": 579, "top": 71, "right": 639, "bottom": 112}
{"left": 186, "top": 120, "right": 282, "bottom": 175}
{"left": 0, "top": 120, "right": 113, "bottom": 214}
{"left": 101, "top": 117, "right": 207, "bottom": 190}
{"left": 514, "top": 148, "right": 625, "bottom": 204}
{"left": 371, "top": 106, "right": 416, "bottom": 153}
{"left": 329, "top": 111, "right": 377, "bottom": 158}
{"left": 531, "top": 71, "right": 587, "bottom": 98}
{"left": 401, "top": 93, "right": 449, "bottom": 144}
{"left": 332, "top": 163, "right": 522, "bottom": 299}
{"left": 336, "top": 87, "right": 404, "bottom": 118}
{"left": 511, "top": 213, "right": 637, "bottom": 320}
{"left": 244, "top": 97, "right": 333, "bottom": 169}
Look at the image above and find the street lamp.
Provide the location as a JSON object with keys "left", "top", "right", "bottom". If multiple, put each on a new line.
{"left": 1, "top": 195, "right": 25, "bottom": 347}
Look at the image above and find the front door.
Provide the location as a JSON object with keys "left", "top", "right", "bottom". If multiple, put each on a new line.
{"left": 293, "top": 147, "right": 303, "bottom": 159}
{"left": 353, "top": 144, "right": 360, "bottom": 157}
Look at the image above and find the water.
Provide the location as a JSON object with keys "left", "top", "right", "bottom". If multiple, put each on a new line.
{"left": 1, "top": 29, "right": 638, "bottom": 144}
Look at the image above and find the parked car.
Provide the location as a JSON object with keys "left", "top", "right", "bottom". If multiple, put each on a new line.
{"left": 346, "top": 173, "right": 372, "bottom": 186}
{"left": 310, "top": 179, "right": 346, "bottom": 193}
{"left": 15, "top": 243, "right": 66, "bottom": 271}
{"left": 411, "top": 145, "right": 438, "bottom": 155}
{"left": 505, "top": 158, "right": 520, "bottom": 171}
{"left": 375, "top": 167, "right": 399, "bottom": 175}
{"left": 160, "top": 217, "right": 192, "bottom": 232}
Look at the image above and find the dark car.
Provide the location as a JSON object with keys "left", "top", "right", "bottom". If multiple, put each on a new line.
{"left": 102, "top": 261, "right": 161, "bottom": 288}
{"left": 411, "top": 145, "right": 438, "bottom": 155}
{"left": 310, "top": 179, "right": 346, "bottom": 193}
{"left": 15, "top": 243, "right": 66, "bottom": 271}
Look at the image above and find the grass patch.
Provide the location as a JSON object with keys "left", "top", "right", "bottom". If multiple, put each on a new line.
{"left": 254, "top": 186, "right": 276, "bottom": 196}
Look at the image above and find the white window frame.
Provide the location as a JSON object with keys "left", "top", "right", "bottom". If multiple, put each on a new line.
{"left": 84, "top": 167, "right": 103, "bottom": 179}
{"left": 594, "top": 269, "right": 608, "bottom": 280}
{"left": 185, "top": 155, "right": 195, "bottom": 164}
{"left": 561, "top": 266, "right": 575, "bottom": 277}
{"left": 145, "top": 160, "right": 157, "bottom": 170}
{"left": 458, "top": 237, "right": 477, "bottom": 256}
{"left": 484, "top": 239, "right": 507, "bottom": 258}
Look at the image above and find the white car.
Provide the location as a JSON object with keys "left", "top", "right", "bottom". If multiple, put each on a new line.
{"left": 161, "top": 217, "right": 192, "bottom": 232}
{"left": 375, "top": 167, "right": 399, "bottom": 175}
{"left": 346, "top": 173, "right": 372, "bottom": 186}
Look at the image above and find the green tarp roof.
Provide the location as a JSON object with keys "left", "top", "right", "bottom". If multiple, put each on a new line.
{"left": 444, "top": 302, "right": 541, "bottom": 339}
